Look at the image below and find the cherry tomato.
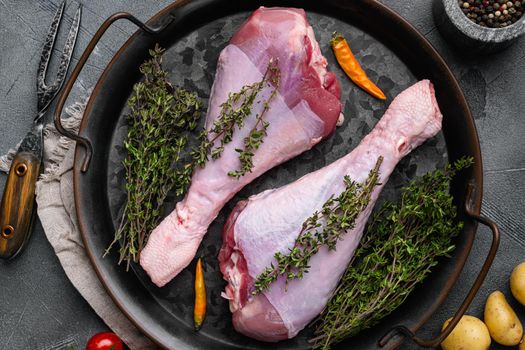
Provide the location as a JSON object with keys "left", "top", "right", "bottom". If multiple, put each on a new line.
{"left": 86, "top": 332, "right": 124, "bottom": 350}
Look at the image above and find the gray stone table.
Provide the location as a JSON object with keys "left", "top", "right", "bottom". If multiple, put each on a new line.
{"left": 0, "top": 1, "right": 523, "bottom": 349}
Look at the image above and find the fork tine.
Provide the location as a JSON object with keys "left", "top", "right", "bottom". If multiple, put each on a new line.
{"left": 36, "top": 1, "right": 66, "bottom": 94}
{"left": 51, "top": 4, "right": 82, "bottom": 94}
{"left": 36, "top": 3, "right": 82, "bottom": 115}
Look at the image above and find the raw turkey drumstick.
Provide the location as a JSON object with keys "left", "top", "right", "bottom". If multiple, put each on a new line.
{"left": 219, "top": 80, "right": 442, "bottom": 341}
{"left": 140, "top": 7, "right": 342, "bottom": 287}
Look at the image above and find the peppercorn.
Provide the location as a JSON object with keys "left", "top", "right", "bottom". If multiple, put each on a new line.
{"left": 459, "top": 0, "right": 524, "bottom": 27}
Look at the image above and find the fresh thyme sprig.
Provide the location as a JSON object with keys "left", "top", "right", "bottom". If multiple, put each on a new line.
{"left": 309, "top": 157, "right": 474, "bottom": 349}
{"left": 106, "top": 45, "right": 202, "bottom": 269}
{"left": 191, "top": 59, "right": 280, "bottom": 177}
{"left": 253, "top": 156, "right": 384, "bottom": 295}
{"left": 228, "top": 60, "right": 280, "bottom": 178}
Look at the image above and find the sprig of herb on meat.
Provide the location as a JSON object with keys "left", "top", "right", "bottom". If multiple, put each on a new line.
{"left": 253, "top": 156, "right": 384, "bottom": 295}
{"left": 105, "top": 45, "right": 202, "bottom": 269}
{"left": 228, "top": 60, "right": 280, "bottom": 178}
{"left": 192, "top": 58, "right": 281, "bottom": 177}
{"left": 309, "top": 157, "right": 474, "bottom": 350}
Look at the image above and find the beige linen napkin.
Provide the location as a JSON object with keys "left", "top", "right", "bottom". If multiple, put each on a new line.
{"left": 0, "top": 97, "right": 155, "bottom": 350}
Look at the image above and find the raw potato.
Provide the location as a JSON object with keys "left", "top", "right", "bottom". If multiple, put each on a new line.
{"left": 520, "top": 335, "right": 525, "bottom": 350}
{"left": 484, "top": 290, "right": 523, "bottom": 346}
{"left": 511, "top": 262, "right": 525, "bottom": 306}
{"left": 440, "top": 315, "right": 491, "bottom": 350}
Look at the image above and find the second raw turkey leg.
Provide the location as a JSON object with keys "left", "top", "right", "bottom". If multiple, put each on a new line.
{"left": 219, "top": 80, "right": 443, "bottom": 341}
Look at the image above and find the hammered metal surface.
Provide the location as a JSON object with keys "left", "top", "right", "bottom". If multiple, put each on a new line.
{"left": 106, "top": 11, "right": 447, "bottom": 347}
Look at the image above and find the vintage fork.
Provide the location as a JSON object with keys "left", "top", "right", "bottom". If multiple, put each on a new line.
{"left": 0, "top": 1, "right": 81, "bottom": 259}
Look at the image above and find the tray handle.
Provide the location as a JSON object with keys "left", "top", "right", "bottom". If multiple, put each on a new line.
{"left": 54, "top": 12, "right": 174, "bottom": 172}
{"left": 378, "top": 182, "right": 500, "bottom": 349}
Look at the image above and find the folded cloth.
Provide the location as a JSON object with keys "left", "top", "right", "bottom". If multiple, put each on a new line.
{"left": 0, "top": 96, "right": 155, "bottom": 350}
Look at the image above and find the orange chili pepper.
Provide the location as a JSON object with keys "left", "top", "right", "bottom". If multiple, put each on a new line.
{"left": 330, "top": 32, "right": 386, "bottom": 100}
{"left": 194, "top": 257, "right": 206, "bottom": 331}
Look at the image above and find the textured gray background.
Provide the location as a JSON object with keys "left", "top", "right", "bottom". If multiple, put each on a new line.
{"left": 0, "top": 0, "right": 524, "bottom": 349}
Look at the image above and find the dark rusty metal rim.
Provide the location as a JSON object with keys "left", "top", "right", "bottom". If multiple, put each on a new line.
{"left": 62, "top": 0, "right": 485, "bottom": 349}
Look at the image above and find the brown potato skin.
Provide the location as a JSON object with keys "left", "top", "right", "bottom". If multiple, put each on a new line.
{"left": 440, "top": 315, "right": 491, "bottom": 350}
{"left": 511, "top": 262, "right": 525, "bottom": 307}
{"left": 484, "top": 291, "right": 523, "bottom": 346}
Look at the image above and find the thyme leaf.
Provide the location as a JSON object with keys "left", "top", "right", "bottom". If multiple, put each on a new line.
{"left": 309, "top": 157, "right": 474, "bottom": 349}
{"left": 253, "top": 156, "right": 384, "bottom": 295}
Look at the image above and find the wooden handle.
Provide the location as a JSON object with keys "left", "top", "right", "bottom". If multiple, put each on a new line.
{"left": 0, "top": 151, "right": 41, "bottom": 259}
